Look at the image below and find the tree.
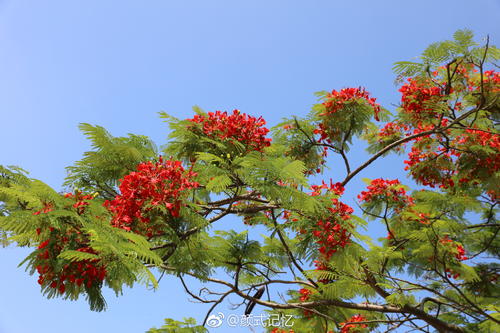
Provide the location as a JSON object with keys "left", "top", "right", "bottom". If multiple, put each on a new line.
{"left": 1, "top": 30, "right": 499, "bottom": 332}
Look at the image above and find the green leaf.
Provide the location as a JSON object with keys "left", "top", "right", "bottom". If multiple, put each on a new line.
{"left": 205, "top": 174, "right": 232, "bottom": 193}
{"left": 58, "top": 250, "right": 99, "bottom": 261}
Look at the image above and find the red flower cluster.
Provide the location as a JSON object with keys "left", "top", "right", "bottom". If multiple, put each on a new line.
{"left": 33, "top": 191, "right": 96, "bottom": 216}
{"left": 411, "top": 211, "right": 431, "bottom": 225}
{"left": 439, "top": 236, "right": 468, "bottom": 279}
{"left": 297, "top": 288, "right": 315, "bottom": 318}
{"left": 104, "top": 157, "right": 199, "bottom": 237}
{"left": 321, "top": 87, "right": 381, "bottom": 121}
{"left": 310, "top": 180, "right": 345, "bottom": 197}
{"left": 457, "top": 129, "right": 500, "bottom": 148}
{"left": 33, "top": 202, "right": 54, "bottom": 215}
{"left": 395, "top": 67, "right": 499, "bottom": 194}
{"left": 404, "top": 128, "right": 499, "bottom": 192}
{"left": 483, "top": 70, "right": 500, "bottom": 92}
{"left": 312, "top": 88, "right": 381, "bottom": 145}
{"left": 358, "top": 178, "right": 414, "bottom": 212}
{"left": 313, "top": 218, "right": 351, "bottom": 259}
{"left": 378, "top": 121, "right": 410, "bottom": 139}
{"left": 340, "top": 314, "right": 368, "bottom": 333}
{"left": 298, "top": 288, "right": 313, "bottom": 301}
{"left": 329, "top": 197, "right": 354, "bottom": 221}
{"left": 454, "top": 129, "right": 500, "bottom": 186}
{"left": 36, "top": 229, "right": 106, "bottom": 294}
{"left": 455, "top": 67, "right": 499, "bottom": 93}
{"left": 64, "top": 191, "right": 96, "bottom": 215}
{"left": 308, "top": 180, "right": 352, "bottom": 259}
{"left": 399, "top": 78, "right": 445, "bottom": 123}
{"left": 456, "top": 244, "right": 467, "bottom": 261}
{"left": 309, "top": 181, "right": 350, "bottom": 221}
{"left": 404, "top": 143, "right": 456, "bottom": 189}
{"left": 187, "top": 110, "right": 272, "bottom": 152}
{"left": 440, "top": 237, "right": 468, "bottom": 261}
{"left": 313, "top": 260, "right": 329, "bottom": 271}
{"left": 377, "top": 122, "right": 411, "bottom": 151}
{"left": 445, "top": 268, "right": 461, "bottom": 280}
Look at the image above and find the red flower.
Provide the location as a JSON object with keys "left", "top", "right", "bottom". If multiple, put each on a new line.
{"left": 309, "top": 180, "right": 344, "bottom": 196}
{"left": 403, "top": 127, "right": 499, "bottom": 193}
{"left": 340, "top": 314, "right": 368, "bottom": 333}
{"left": 440, "top": 236, "right": 468, "bottom": 261}
{"left": 299, "top": 288, "right": 313, "bottom": 301}
{"left": 307, "top": 181, "right": 353, "bottom": 260}
{"left": 38, "top": 240, "right": 49, "bottom": 249}
{"left": 313, "top": 218, "right": 351, "bottom": 259}
{"left": 63, "top": 190, "right": 95, "bottom": 215}
{"left": 33, "top": 202, "right": 54, "bottom": 215}
{"left": 104, "top": 156, "right": 199, "bottom": 236}
{"left": 187, "top": 110, "right": 271, "bottom": 152}
{"left": 313, "top": 87, "right": 381, "bottom": 145}
{"left": 35, "top": 228, "right": 107, "bottom": 294}
{"left": 399, "top": 78, "right": 445, "bottom": 123}
{"left": 321, "top": 87, "right": 381, "bottom": 121}
{"left": 358, "top": 178, "right": 413, "bottom": 212}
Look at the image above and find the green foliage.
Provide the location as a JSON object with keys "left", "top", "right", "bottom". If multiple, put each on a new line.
{"left": 147, "top": 318, "right": 207, "bottom": 333}
{"left": 272, "top": 117, "right": 327, "bottom": 173}
{"left": 393, "top": 29, "right": 481, "bottom": 80}
{"left": 65, "top": 123, "right": 157, "bottom": 197}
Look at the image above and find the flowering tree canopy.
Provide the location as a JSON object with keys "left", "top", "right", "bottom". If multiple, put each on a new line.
{"left": 1, "top": 30, "right": 499, "bottom": 332}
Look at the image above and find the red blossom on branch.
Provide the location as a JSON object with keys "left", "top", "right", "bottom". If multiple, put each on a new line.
{"left": 32, "top": 202, "right": 54, "bottom": 215}
{"left": 403, "top": 127, "right": 499, "bottom": 192}
{"left": 321, "top": 87, "right": 381, "bottom": 121}
{"left": 35, "top": 229, "right": 106, "bottom": 294}
{"left": 340, "top": 314, "right": 368, "bottom": 333}
{"left": 298, "top": 288, "right": 313, "bottom": 301}
{"left": 378, "top": 121, "right": 410, "bottom": 140}
{"left": 308, "top": 180, "right": 352, "bottom": 260}
{"left": 358, "top": 178, "right": 413, "bottom": 211}
{"left": 439, "top": 236, "right": 469, "bottom": 279}
{"left": 64, "top": 190, "right": 95, "bottom": 215}
{"left": 312, "top": 87, "right": 381, "bottom": 145}
{"left": 399, "top": 78, "right": 445, "bottom": 123}
{"left": 313, "top": 218, "right": 351, "bottom": 259}
{"left": 309, "top": 180, "right": 344, "bottom": 196}
{"left": 483, "top": 70, "right": 500, "bottom": 92}
{"left": 104, "top": 157, "right": 199, "bottom": 237}
{"left": 187, "top": 110, "right": 272, "bottom": 152}
{"left": 454, "top": 129, "right": 500, "bottom": 186}
{"left": 440, "top": 236, "right": 469, "bottom": 261}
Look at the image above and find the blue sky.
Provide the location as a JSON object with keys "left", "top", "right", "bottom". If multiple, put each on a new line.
{"left": 0, "top": 1, "right": 498, "bottom": 332}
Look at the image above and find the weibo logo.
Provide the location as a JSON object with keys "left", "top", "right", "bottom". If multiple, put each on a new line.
{"left": 206, "top": 312, "right": 224, "bottom": 328}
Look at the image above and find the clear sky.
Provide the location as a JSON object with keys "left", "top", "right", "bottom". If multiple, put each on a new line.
{"left": 0, "top": 1, "right": 498, "bottom": 332}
